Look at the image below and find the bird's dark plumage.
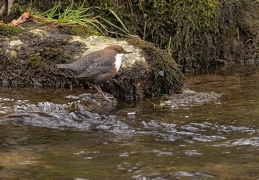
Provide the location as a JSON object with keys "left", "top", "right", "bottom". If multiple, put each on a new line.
{"left": 76, "top": 56, "right": 116, "bottom": 85}
{"left": 57, "top": 45, "right": 128, "bottom": 74}
{"left": 56, "top": 45, "right": 132, "bottom": 100}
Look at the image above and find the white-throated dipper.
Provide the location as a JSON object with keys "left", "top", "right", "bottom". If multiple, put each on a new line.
{"left": 56, "top": 45, "right": 132, "bottom": 100}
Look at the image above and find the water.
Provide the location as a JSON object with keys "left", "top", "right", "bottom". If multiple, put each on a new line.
{"left": 0, "top": 66, "right": 259, "bottom": 179}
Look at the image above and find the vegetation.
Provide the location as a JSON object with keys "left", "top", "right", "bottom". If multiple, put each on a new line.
{"left": 112, "top": 39, "right": 184, "bottom": 98}
{"left": 88, "top": 0, "right": 259, "bottom": 73}
{"left": 5, "top": 0, "right": 259, "bottom": 74}
{"left": 0, "top": 24, "right": 23, "bottom": 36}
{"left": 29, "top": 0, "right": 136, "bottom": 37}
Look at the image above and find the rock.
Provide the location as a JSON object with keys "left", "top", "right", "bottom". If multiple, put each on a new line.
{"left": 0, "top": 24, "right": 184, "bottom": 101}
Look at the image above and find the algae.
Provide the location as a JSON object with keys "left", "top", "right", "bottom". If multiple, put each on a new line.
{"left": 0, "top": 24, "right": 23, "bottom": 36}
{"left": 29, "top": 53, "right": 45, "bottom": 68}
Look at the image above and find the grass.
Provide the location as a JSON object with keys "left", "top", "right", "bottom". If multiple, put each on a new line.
{"left": 166, "top": 36, "right": 172, "bottom": 57}
{"left": 29, "top": 0, "right": 136, "bottom": 38}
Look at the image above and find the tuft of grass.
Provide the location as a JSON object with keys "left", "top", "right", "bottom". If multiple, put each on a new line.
{"left": 29, "top": 0, "right": 136, "bottom": 38}
{"left": 98, "top": 8, "right": 137, "bottom": 38}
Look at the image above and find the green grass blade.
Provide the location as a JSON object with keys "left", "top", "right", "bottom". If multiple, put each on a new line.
{"left": 108, "top": 8, "right": 129, "bottom": 33}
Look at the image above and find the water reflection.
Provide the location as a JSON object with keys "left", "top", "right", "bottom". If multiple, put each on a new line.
{"left": 0, "top": 66, "right": 259, "bottom": 179}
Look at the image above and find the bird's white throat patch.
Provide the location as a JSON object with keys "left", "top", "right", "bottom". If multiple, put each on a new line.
{"left": 115, "top": 53, "right": 124, "bottom": 72}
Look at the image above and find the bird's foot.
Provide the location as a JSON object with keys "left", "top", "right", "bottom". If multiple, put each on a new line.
{"left": 103, "top": 96, "right": 112, "bottom": 102}
{"left": 99, "top": 93, "right": 114, "bottom": 102}
{"left": 92, "top": 84, "right": 114, "bottom": 102}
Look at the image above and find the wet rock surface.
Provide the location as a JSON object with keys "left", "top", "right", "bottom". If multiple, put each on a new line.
{"left": 0, "top": 23, "right": 184, "bottom": 100}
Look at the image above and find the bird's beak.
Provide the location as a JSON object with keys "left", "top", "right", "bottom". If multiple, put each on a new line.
{"left": 124, "top": 51, "right": 132, "bottom": 54}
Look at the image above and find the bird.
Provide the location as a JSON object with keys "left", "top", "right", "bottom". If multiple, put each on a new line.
{"left": 56, "top": 45, "right": 132, "bottom": 101}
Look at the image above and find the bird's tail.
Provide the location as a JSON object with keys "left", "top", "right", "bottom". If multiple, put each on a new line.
{"left": 56, "top": 64, "right": 71, "bottom": 69}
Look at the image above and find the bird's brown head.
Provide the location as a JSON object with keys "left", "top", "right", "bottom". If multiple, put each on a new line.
{"left": 104, "top": 45, "right": 132, "bottom": 55}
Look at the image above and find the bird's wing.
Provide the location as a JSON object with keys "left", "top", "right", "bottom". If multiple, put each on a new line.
{"left": 77, "top": 56, "right": 115, "bottom": 78}
{"left": 58, "top": 51, "right": 101, "bottom": 73}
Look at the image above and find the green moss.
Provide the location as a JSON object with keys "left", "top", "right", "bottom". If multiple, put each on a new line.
{"left": 0, "top": 24, "right": 23, "bottom": 36}
{"left": 127, "top": 39, "right": 184, "bottom": 94}
{"left": 8, "top": 0, "right": 259, "bottom": 73}
{"left": 89, "top": 0, "right": 259, "bottom": 72}
{"left": 29, "top": 53, "right": 45, "bottom": 68}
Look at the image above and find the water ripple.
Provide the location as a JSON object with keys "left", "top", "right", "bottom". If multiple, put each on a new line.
{"left": 214, "top": 137, "right": 259, "bottom": 147}
{"left": 0, "top": 96, "right": 132, "bottom": 133}
{"left": 0, "top": 93, "right": 257, "bottom": 145}
{"left": 163, "top": 91, "right": 223, "bottom": 109}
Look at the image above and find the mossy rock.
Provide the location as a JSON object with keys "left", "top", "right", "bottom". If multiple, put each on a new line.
{"left": 0, "top": 24, "right": 23, "bottom": 36}
{"left": 0, "top": 21, "right": 184, "bottom": 100}
{"left": 103, "top": 40, "right": 184, "bottom": 100}
{"left": 86, "top": 0, "right": 259, "bottom": 73}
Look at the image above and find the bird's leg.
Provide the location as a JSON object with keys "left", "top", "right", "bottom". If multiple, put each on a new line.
{"left": 94, "top": 85, "right": 106, "bottom": 97}
{"left": 92, "top": 84, "right": 112, "bottom": 102}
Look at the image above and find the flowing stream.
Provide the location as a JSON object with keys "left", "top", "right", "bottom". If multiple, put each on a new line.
{"left": 0, "top": 66, "right": 259, "bottom": 179}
